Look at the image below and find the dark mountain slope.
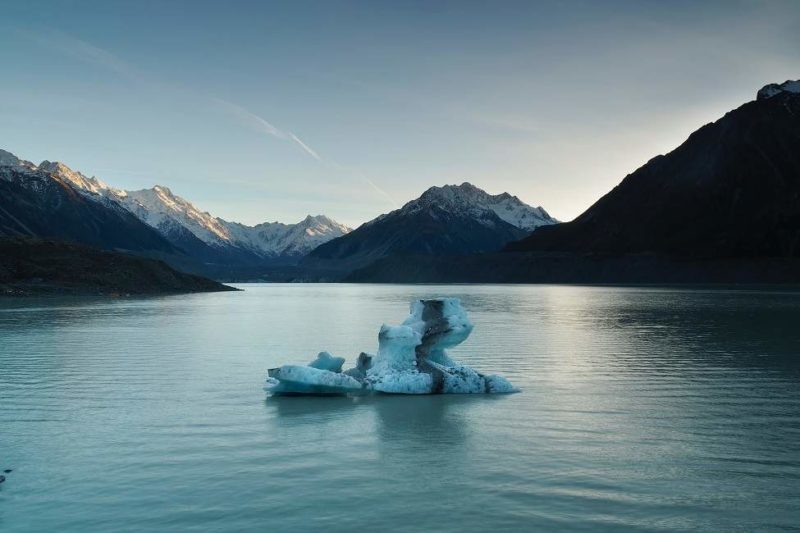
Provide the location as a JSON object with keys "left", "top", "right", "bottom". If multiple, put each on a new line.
{"left": 308, "top": 205, "right": 528, "bottom": 270}
{"left": 0, "top": 165, "right": 176, "bottom": 254}
{"left": 305, "top": 183, "right": 556, "bottom": 272}
{"left": 0, "top": 238, "right": 236, "bottom": 296}
{"left": 507, "top": 82, "right": 800, "bottom": 258}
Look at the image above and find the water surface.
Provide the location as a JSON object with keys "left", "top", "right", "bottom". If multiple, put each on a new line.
{"left": 1, "top": 284, "right": 799, "bottom": 531}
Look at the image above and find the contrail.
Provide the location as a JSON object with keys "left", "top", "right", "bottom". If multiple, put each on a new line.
{"left": 288, "top": 133, "right": 321, "bottom": 161}
{"left": 211, "top": 98, "right": 289, "bottom": 140}
{"left": 213, "top": 99, "right": 323, "bottom": 162}
{"left": 212, "top": 100, "right": 396, "bottom": 208}
{"left": 360, "top": 176, "right": 398, "bottom": 209}
{"left": 23, "top": 28, "right": 397, "bottom": 209}
{"left": 327, "top": 160, "right": 397, "bottom": 209}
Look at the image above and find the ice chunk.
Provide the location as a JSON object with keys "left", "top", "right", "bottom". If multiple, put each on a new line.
{"left": 365, "top": 325, "right": 431, "bottom": 393}
{"left": 433, "top": 362, "right": 487, "bottom": 394}
{"left": 484, "top": 374, "right": 518, "bottom": 394}
{"left": 265, "top": 298, "right": 517, "bottom": 395}
{"left": 265, "top": 365, "right": 363, "bottom": 395}
{"left": 308, "top": 351, "right": 345, "bottom": 372}
{"left": 403, "top": 298, "right": 473, "bottom": 366}
{"left": 369, "top": 325, "right": 421, "bottom": 373}
{"left": 367, "top": 370, "right": 433, "bottom": 394}
{"left": 343, "top": 352, "right": 373, "bottom": 380}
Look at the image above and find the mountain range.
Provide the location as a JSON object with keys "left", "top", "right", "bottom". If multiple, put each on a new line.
{"left": 37, "top": 159, "right": 351, "bottom": 260}
{"left": 3, "top": 77, "right": 799, "bottom": 285}
{"left": 0, "top": 152, "right": 176, "bottom": 255}
{"left": 0, "top": 148, "right": 557, "bottom": 280}
{"left": 305, "top": 182, "right": 558, "bottom": 273}
{"left": 0, "top": 150, "right": 351, "bottom": 275}
{"left": 351, "top": 79, "right": 800, "bottom": 283}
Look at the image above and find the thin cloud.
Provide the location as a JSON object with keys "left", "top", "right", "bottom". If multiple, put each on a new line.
{"left": 21, "top": 28, "right": 397, "bottom": 210}
{"left": 21, "top": 29, "right": 146, "bottom": 84}
{"left": 22, "top": 28, "right": 310, "bottom": 157}
{"left": 211, "top": 98, "right": 323, "bottom": 161}
{"left": 212, "top": 97, "right": 396, "bottom": 208}
{"left": 288, "top": 133, "right": 321, "bottom": 161}
{"left": 361, "top": 176, "right": 398, "bottom": 208}
{"left": 211, "top": 98, "right": 290, "bottom": 140}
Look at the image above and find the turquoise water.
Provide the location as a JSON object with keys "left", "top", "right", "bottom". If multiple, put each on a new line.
{"left": 1, "top": 284, "right": 799, "bottom": 531}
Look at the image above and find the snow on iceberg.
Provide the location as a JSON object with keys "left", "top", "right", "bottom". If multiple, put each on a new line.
{"left": 265, "top": 298, "right": 518, "bottom": 395}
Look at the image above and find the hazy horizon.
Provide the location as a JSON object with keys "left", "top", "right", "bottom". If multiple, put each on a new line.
{"left": 2, "top": 0, "right": 799, "bottom": 227}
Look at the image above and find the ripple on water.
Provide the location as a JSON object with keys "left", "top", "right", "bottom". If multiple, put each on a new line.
{"left": 1, "top": 284, "right": 800, "bottom": 531}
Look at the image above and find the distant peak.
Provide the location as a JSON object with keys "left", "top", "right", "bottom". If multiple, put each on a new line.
{"left": 0, "top": 149, "right": 23, "bottom": 167}
{"left": 139, "top": 186, "right": 205, "bottom": 212}
{"left": 39, "top": 160, "right": 81, "bottom": 177}
{"left": 39, "top": 160, "right": 68, "bottom": 170}
{"left": 420, "top": 182, "right": 481, "bottom": 198}
{"left": 442, "top": 182, "right": 479, "bottom": 191}
{"left": 298, "top": 214, "right": 351, "bottom": 231}
{"left": 401, "top": 181, "right": 557, "bottom": 231}
{"left": 37, "top": 159, "right": 110, "bottom": 193}
{"left": 305, "top": 214, "right": 333, "bottom": 223}
{"left": 757, "top": 79, "right": 800, "bottom": 100}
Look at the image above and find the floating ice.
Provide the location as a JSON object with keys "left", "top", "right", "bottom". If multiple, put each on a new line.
{"left": 265, "top": 298, "right": 518, "bottom": 395}
{"left": 266, "top": 365, "right": 363, "bottom": 395}
{"left": 308, "top": 351, "right": 345, "bottom": 372}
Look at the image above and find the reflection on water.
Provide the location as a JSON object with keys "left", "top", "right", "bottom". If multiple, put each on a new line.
{"left": 1, "top": 284, "right": 799, "bottom": 532}
{"left": 371, "top": 395, "right": 473, "bottom": 446}
{"left": 266, "top": 394, "right": 477, "bottom": 453}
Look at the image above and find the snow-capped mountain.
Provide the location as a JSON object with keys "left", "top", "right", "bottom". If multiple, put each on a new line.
{"left": 114, "top": 186, "right": 351, "bottom": 258}
{"left": 756, "top": 79, "right": 800, "bottom": 100}
{"left": 119, "top": 186, "right": 230, "bottom": 241}
{"left": 227, "top": 214, "right": 352, "bottom": 257}
{"left": 390, "top": 182, "right": 556, "bottom": 231}
{"left": 0, "top": 153, "right": 177, "bottom": 254}
{"left": 30, "top": 156, "right": 351, "bottom": 259}
{"left": 39, "top": 160, "right": 111, "bottom": 196}
{"left": 306, "top": 182, "right": 558, "bottom": 272}
{"left": 0, "top": 149, "right": 36, "bottom": 171}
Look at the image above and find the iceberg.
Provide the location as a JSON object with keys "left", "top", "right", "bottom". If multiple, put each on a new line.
{"left": 265, "top": 298, "right": 517, "bottom": 395}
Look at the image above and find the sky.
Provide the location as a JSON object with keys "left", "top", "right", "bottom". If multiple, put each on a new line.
{"left": 1, "top": 0, "right": 799, "bottom": 227}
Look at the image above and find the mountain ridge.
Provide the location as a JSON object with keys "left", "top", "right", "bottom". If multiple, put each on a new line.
{"left": 373, "top": 182, "right": 556, "bottom": 231}
{"left": 2, "top": 151, "right": 351, "bottom": 263}
{"left": 0, "top": 159, "right": 178, "bottom": 255}
{"left": 305, "top": 181, "right": 557, "bottom": 274}
{"left": 336, "top": 78, "right": 800, "bottom": 284}
{"left": 505, "top": 80, "right": 800, "bottom": 259}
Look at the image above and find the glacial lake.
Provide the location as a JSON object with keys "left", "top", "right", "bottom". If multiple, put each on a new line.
{"left": 1, "top": 284, "right": 799, "bottom": 531}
